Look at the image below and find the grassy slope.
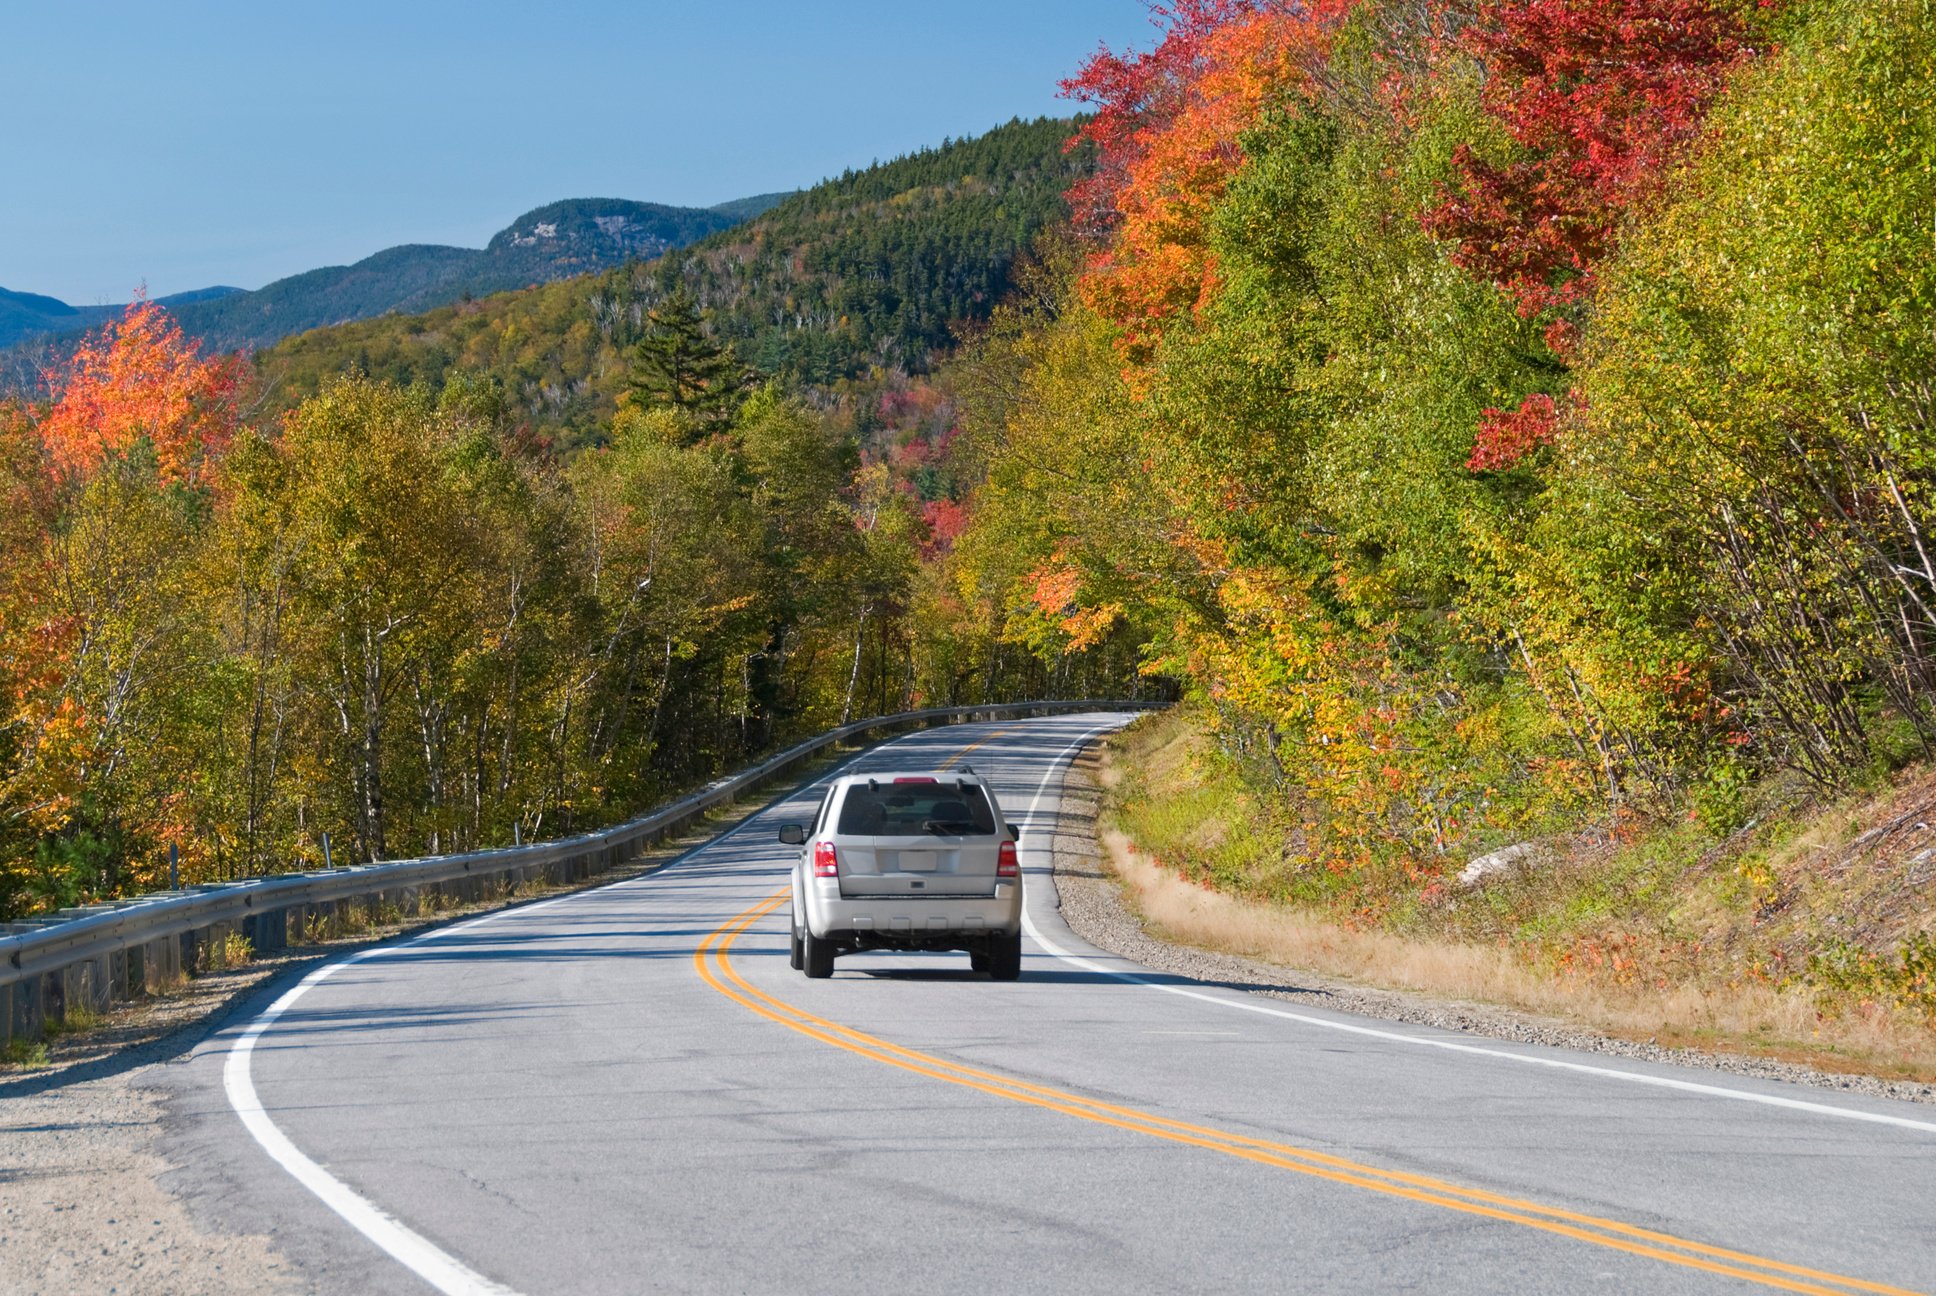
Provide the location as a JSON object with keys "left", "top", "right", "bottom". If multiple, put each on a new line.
{"left": 1099, "top": 707, "right": 1936, "bottom": 1081}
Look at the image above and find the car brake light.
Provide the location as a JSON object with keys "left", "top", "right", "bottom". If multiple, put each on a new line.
{"left": 997, "top": 840, "right": 1020, "bottom": 878}
{"left": 893, "top": 776, "right": 938, "bottom": 784}
{"left": 813, "top": 840, "right": 840, "bottom": 878}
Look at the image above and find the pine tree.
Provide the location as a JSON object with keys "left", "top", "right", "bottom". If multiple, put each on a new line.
{"left": 625, "top": 290, "right": 746, "bottom": 433}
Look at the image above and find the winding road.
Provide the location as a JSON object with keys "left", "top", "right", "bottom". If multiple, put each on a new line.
{"left": 156, "top": 713, "right": 1936, "bottom": 1294}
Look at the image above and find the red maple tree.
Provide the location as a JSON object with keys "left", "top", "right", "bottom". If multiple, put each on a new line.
{"left": 1424, "top": 0, "right": 1766, "bottom": 320}
{"left": 1467, "top": 391, "right": 1562, "bottom": 471}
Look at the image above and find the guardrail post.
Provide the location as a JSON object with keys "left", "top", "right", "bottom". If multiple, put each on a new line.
{"left": 41, "top": 967, "right": 66, "bottom": 1031}
{"left": 10, "top": 975, "right": 42, "bottom": 1045}
{"left": 83, "top": 954, "right": 112, "bottom": 1014}
{"left": 209, "top": 920, "right": 235, "bottom": 968}
{"left": 137, "top": 935, "right": 174, "bottom": 991}
{"left": 109, "top": 948, "right": 130, "bottom": 1001}
{"left": 245, "top": 908, "right": 286, "bottom": 953}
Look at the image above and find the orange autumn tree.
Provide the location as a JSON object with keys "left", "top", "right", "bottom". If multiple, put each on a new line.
{"left": 38, "top": 295, "right": 243, "bottom": 487}
{"left": 1065, "top": 1, "right": 1346, "bottom": 375}
{"left": 1, "top": 300, "right": 246, "bottom": 913}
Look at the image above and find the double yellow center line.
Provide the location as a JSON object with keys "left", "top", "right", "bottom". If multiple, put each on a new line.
{"left": 695, "top": 890, "right": 1919, "bottom": 1296}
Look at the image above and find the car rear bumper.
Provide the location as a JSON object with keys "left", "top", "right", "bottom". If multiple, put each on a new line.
{"left": 805, "top": 881, "right": 1022, "bottom": 942}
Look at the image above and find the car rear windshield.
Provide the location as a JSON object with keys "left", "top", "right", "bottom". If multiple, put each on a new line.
{"left": 837, "top": 782, "right": 998, "bottom": 837}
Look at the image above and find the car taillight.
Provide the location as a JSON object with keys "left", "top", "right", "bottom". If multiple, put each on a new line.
{"left": 813, "top": 841, "right": 840, "bottom": 878}
{"left": 997, "top": 840, "right": 1020, "bottom": 878}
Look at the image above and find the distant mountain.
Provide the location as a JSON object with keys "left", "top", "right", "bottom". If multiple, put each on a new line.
{"left": 1, "top": 196, "right": 775, "bottom": 362}
{"left": 166, "top": 199, "right": 742, "bottom": 353}
{"left": 707, "top": 192, "right": 798, "bottom": 222}
{"left": 0, "top": 284, "right": 242, "bottom": 350}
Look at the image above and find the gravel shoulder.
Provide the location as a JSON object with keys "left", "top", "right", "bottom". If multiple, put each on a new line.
{"left": 1047, "top": 743, "right": 1936, "bottom": 1107}
{"left": 0, "top": 976, "right": 298, "bottom": 1286}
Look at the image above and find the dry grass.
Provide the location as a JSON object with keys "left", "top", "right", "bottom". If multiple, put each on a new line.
{"left": 1103, "top": 827, "right": 1936, "bottom": 1079}
{"left": 1096, "top": 712, "right": 1936, "bottom": 1084}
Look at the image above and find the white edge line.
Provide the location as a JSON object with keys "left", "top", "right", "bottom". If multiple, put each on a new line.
{"left": 218, "top": 715, "right": 1027, "bottom": 1294}
{"left": 1015, "top": 728, "right": 1936, "bottom": 1140}
{"left": 221, "top": 953, "right": 520, "bottom": 1296}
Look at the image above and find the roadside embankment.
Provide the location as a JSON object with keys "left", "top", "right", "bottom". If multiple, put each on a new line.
{"left": 1052, "top": 709, "right": 1936, "bottom": 1095}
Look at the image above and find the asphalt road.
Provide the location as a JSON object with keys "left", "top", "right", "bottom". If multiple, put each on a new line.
{"left": 157, "top": 714, "right": 1936, "bottom": 1295}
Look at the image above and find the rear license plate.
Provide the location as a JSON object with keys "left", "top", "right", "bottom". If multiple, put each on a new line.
{"left": 896, "top": 851, "right": 937, "bottom": 872}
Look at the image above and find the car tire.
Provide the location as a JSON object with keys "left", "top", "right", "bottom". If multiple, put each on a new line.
{"left": 969, "top": 950, "right": 991, "bottom": 974}
{"left": 803, "top": 927, "right": 836, "bottom": 979}
{"left": 789, "top": 914, "right": 805, "bottom": 971}
{"left": 988, "top": 931, "right": 1022, "bottom": 982}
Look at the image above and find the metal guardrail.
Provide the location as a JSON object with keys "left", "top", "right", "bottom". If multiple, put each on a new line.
{"left": 0, "top": 699, "right": 1153, "bottom": 1050}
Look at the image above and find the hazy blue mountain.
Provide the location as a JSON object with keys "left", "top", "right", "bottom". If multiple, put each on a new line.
{"left": 3, "top": 196, "right": 767, "bottom": 360}
{"left": 166, "top": 198, "right": 743, "bottom": 352}
{"left": 0, "top": 284, "right": 242, "bottom": 350}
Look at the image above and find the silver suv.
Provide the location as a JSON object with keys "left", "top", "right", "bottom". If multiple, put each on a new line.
{"left": 779, "top": 770, "right": 1023, "bottom": 980}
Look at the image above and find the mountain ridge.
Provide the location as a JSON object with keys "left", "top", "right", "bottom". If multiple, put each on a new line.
{"left": 0, "top": 191, "right": 795, "bottom": 356}
{"left": 0, "top": 284, "right": 244, "bottom": 351}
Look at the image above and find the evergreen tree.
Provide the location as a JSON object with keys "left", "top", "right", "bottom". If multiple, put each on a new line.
{"left": 625, "top": 290, "right": 746, "bottom": 433}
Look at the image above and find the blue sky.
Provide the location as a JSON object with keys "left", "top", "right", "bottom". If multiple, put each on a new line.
{"left": 1, "top": 1, "right": 1154, "bottom": 303}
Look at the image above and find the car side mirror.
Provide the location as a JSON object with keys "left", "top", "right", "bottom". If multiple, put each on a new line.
{"left": 1007, "top": 824, "right": 1021, "bottom": 842}
{"left": 778, "top": 824, "right": 807, "bottom": 846}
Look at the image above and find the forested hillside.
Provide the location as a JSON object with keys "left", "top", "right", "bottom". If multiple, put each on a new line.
{"left": 0, "top": 301, "right": 1139, "bottom": 919}
{"left": 256, "top": 117, "right": 1088, "bottom": 441}
{"left": 0, "top": 199, "right": 747, "bottom": 373}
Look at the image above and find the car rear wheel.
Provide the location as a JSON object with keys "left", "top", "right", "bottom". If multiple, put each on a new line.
{"left": 969, "top": 950, "right": 991, "bottom": 974}
{"left": 803, "top": 927, "right": 836, "bottom": 979}
{"left": 789, "top": 913, "right": 805, "bottom": 970}
{"left": 987, "top": 931, "right": 1022, "bottom": 982}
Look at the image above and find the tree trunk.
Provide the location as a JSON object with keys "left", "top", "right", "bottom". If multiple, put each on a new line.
{"left": 842, "top": 605, "right": 870, "bottom": 725}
